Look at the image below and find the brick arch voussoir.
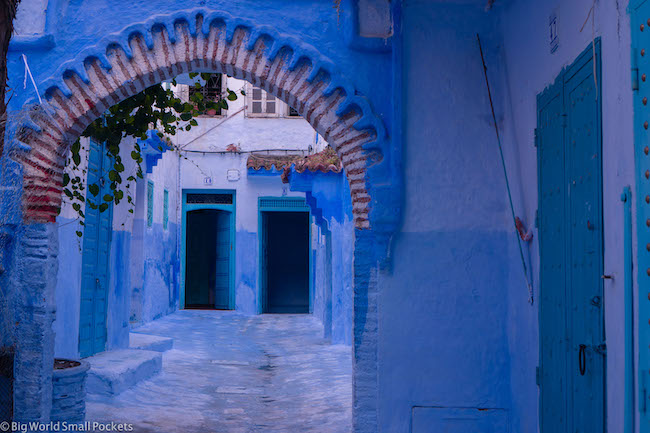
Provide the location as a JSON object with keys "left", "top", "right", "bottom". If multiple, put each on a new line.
{"left": 17, "top": 10, "right": 385, "bottom": 229}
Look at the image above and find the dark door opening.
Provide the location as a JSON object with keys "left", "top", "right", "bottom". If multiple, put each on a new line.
{"left": 262, "top": 211, "right": 310, "bottom": 313}
{"left": 185, "top": 209, "right": 231, "bottom": 309}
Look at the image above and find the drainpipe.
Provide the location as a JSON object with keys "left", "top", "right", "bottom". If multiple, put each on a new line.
{"left": 622, "top": 185, "right": 634, "bottom": 433}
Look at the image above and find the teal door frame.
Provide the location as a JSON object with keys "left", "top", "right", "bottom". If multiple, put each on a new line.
{"left": 180, "top": 189, "right": 236, "bottom": 310}
{"left": 536, "top": 39, "right": 605, "bottom": 433}
{"left": 632, "top": 2, "right": 650, "bottom": 428}
{"left": 257, "top": 197, "right": 312, "bottom": 314}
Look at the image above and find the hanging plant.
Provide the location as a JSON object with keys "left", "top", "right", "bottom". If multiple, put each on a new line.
{"left": 63, "top": 72, "right": 244, "bottom": 237}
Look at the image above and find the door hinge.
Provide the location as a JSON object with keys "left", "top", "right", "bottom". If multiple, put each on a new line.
{"left": 536, "top": 366, "right": 541, "bottom": 386}
{"left": 561, "top": 113, "right": 568, "bottom": 128}
{"left": 534, "top": 128, "right": 538, "bottom": 147}
{"left": 594, "top": 342, "right": 607, "bottom": 355}
{"left": 535, "top": 209, "right": 540, "bottom": 228}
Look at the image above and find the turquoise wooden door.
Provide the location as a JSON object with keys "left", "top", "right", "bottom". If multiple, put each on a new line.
{"left": 632, "top": 1, "right": 650, "bottom": 426}
{"left": 79, "top": 139, "right": 113, "bottom": 358}
{"left": 537, "top": 41, "right": 604, "bottom": 433}
{"left": 214, "top": 210, "right": 231, "bottom": 309}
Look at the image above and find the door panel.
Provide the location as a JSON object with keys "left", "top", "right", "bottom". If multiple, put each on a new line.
{"left": 79, "top": 140, "right": 113, "bottom": 358}
{"left": 214, "top": 210, "right": 231, "bottom": 309}
{"left": 565, "top": 55, "right": 604, "bottom": 433}
{"left": 185, "top": 210, "right": 217, "bottom": 308}
{"left": 537, "top": 41, "right": 604, "bottom": 433}
{"left": 537, "top": 79, "right": 567, "bottom": 433}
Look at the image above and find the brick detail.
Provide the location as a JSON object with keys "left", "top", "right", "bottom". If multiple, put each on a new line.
{"left": 18, "top": 18, "right": 379, "bottom": 228}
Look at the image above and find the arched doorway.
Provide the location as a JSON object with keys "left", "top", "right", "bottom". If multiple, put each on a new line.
{"left": 0, "top": 9, "right": 399, "bottom": 432}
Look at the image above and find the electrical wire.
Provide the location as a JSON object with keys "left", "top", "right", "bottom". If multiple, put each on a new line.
{"left": 477, "top": 34, "right": 534, "bottom": 305}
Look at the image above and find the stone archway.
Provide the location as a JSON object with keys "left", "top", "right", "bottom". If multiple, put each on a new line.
{"left": 15, "top": 10, "right": 385, "bottom": 229}
{"left": 2, "top": 9, "right": 395, "bottom": 432}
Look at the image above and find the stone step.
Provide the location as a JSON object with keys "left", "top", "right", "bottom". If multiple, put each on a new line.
{"left": 129, "top": 333, "right": 174, "bottom": 352}
{"left": 86, "top": 349, "right": 162, "bottom": 396}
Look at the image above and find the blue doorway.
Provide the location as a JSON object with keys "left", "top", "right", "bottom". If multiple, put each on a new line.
{"left": 258, "top": 197, "right": 312, "bottom": 314}
{"left": 180, "top": 191, "right": 235, "bottom": 310}
{"left": 79, "top": 139, "right": 113, "bottom": 358}
{"left": 536, "top": 41, "right": 604, "bottom": 433}
{"left": 184, "top": 209, "right": 231, "bottom": 309}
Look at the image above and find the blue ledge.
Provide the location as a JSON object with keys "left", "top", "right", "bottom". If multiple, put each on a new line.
{"left": 288, "top": 168, "right": 347, "bottom": 229}
{"left": 138, "top": 130, "right": 170, "bottom": 174}
{"left": 247, "top": 167, "right": 284, "bottom": 177}
{"left": 9, "top": 34, "right": 56, "bottom": 52}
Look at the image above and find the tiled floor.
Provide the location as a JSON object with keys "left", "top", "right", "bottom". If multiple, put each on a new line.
{"left": 86, "top": 310, "right": 352, "bottom": 432}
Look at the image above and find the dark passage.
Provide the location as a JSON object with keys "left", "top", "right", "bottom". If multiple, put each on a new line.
{"left": 264, "top": 211, "right": 310, "bottom": 313}
{"left": 185, "top": 209, "right": 231, "bottom": 309}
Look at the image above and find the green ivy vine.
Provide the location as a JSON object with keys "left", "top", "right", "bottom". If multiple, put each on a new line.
{"left": 63, "top": 73, "right": 243, "bottom": 237}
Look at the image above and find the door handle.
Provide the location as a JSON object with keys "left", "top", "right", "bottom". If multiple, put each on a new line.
{"left": 579, "top": 344, "right": 587, "bottom": 376}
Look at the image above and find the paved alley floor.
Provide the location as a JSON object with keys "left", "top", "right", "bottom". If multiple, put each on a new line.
{"left": 86, "top": 310, "right": 352, "bottom": 433}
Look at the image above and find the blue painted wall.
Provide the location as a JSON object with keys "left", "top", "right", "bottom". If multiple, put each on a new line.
{"left": 235, "top": 230, "right": 258, "bottom": 314}
{"left": 290, "top": 170, "right": 354, "bottom": 345}
{"left": 138, "top": 221, "right": 179, "bottom": 323}
{"left": 378, "top": 3, "right": 515, "bottom": 432}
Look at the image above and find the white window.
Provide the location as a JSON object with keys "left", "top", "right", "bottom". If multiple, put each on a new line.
{"left": 246, "top": 84, "right": 279, "bottom": 117}
{"left": 245, "top": 84, "right": 306, "bottom": 119}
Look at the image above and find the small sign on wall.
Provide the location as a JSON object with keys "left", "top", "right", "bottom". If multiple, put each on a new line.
{"left": 549, "top": 10, "right": 559, "bottom": 54}
{"left": 203, "top": 176, "right": 212, "bottom": 185}
{"left": 227, "top": 169, "right": 240, "bottom": 182}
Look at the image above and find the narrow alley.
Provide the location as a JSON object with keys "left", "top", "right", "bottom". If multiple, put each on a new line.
{"left": 85, "top": 311, "right": 352, "bottom": 433}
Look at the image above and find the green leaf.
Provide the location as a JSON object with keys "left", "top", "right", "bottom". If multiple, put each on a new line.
{"left": 72, "top": 203, "right": 81, "bottom": 212}
{"left": 63, "top": 173, "right": 70, "bottom": 187}
{"left": 72, "top": 153, "right": 81, "bottom": 166}
{"left": 190, "top": 119, "right": 198, "bottom": 126}
{"left": 128, "top": 208, "right": 134, "bottom": 214}
{"left": 89, "top": 184, "right": 100, "bottom": 196}
{"left": 64, "top": 189, "right": 73, "bottom": 199}
{"left": 180, "top": 112, "right": 192, "bottom": 122}
{"left": 99, "top": 203, "right": 109, "bottom": 213}
{"left": 227, "top": 90, "right": 237, "bottom": 101}
{"left": 76, "top": 231, "right": 83, "bottom": 238}
{"left": 103, "top": 194, "right": 113, "bottom": 202}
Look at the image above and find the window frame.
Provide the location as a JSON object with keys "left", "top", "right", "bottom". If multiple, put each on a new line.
{"left": 184, "top": 74, "right": 226, "bottom": 117}
{"left": 245, "top": 83, "right": 281, "bottom": 118}
{"left": 163, "top": 189, "right": 169, "bottom": 231}
{"left": 147, "top": 180, "right": 154, "bottom": 228}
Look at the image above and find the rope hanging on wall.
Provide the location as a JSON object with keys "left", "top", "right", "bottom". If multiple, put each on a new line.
{"left": 477, "top": 34, "right": 534, "bottom": 305}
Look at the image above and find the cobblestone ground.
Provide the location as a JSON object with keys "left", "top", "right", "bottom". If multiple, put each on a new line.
{"left": 86, "top": 310, "right": 352, "bottom": 433}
